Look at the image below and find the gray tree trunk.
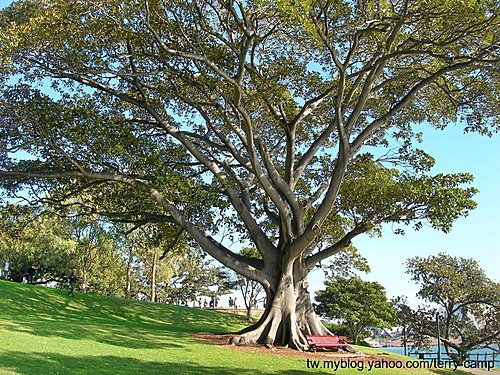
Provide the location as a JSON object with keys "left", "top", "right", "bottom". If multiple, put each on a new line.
{"left": 125, "top": 246, "right": 133, "bottom": 299}
{"left": 125, "top": 262, "right": 132, "bottom": 299}
{"left": 150, "top": 252, "right": 157, "bottom": 302}
{"left": 230, "top": 257, "right": 330, "bottom": 350}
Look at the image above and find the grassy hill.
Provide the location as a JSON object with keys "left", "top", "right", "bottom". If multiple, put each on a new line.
{"left": 0, "top": 281, "right": 468, "bottom": 374}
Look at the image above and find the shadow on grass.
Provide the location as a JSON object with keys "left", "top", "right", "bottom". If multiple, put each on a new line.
{"left": 0, "top": 281, "right": 245, "bottom": 350}
{"left": 0, "top": 351, "right": 331, "bottom": 375}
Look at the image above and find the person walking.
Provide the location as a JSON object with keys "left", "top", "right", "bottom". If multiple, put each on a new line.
{"left": 2, "top": 260, "right": 9, "bottom": 280}
{"left": 27, "top": 265, "right": 36, "bottom": 284}
{"left": 68, "top": 268, "right": 77, "bottom": 296}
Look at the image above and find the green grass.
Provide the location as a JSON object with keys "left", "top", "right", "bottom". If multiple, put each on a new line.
{"left": 0, "top": 281, "right": 469, "bottom": 374}
{"left": 352, "top": 345, "right": 413, "bottom": 359}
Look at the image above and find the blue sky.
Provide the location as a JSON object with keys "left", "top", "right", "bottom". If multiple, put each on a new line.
{"left": 309, "top": 124, "right": 499, "bottom": 305}
{"left": 1, "top": 0, "right": 498, "bottom": 306}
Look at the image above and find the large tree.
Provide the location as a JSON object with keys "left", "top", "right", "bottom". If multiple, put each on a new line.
{"left": 401, "top": 253, "right": 500, "bottom": 365}
{"left": 315, "top": 277, "right": 396, "bottom": 344}
{"left": 0, "top": 0, "right": 498, "bottom": 349}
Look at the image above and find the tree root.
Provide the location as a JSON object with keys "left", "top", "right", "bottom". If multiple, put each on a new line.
{"left": 230, "top": 308, "right": 313, "bottom": 351}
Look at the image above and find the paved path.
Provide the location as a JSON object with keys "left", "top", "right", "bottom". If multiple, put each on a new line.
{"left": 460, "top": 367, "right": 499, "bottom": 374}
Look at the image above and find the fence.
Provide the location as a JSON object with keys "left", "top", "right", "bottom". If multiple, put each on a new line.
{"left": 408, "top": 350, "right": 499, "bottom": 366}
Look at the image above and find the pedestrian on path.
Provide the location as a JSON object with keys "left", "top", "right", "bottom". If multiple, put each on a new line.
{"left": 2, "top": 260, "right": 9, "bottom": 280}
{"left": 68, "top": 268, "right": 77, "bottom": 296}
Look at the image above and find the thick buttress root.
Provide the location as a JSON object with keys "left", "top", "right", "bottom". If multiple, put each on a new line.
{"left": 231, "top": 267, "right": 330, "bottom": 351}
{"left": 230, "top": 307, "right": 323, "bottom": 351}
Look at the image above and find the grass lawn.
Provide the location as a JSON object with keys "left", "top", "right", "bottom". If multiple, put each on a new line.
{"left": 0, "top": 280, "right": 470, "bottom": 374}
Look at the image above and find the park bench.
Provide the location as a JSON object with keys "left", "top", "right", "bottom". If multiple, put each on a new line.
{"left": 306, "top": 335, "right": 350, "bottom": 352}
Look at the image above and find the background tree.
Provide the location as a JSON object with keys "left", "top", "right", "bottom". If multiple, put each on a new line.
{"left": 164, "top": 251, "right": 234, "bottom": 306}
{"left": 126, "top": 224, "right": 180, "bottom": 302}
{"left": 118, "top": 228, "right": 137, "bottom": 300}
{"left": 0, "top": 205, "right": 78, "bottom": 283}
{"left": 0, "top": 204, "right": 126, "bottom": 295}
{"left": 161, "top": 250, "right": 206, "bottom": 305}
{"left": 86, "top": 247, "right": 127, "bottom": 297}
{"left": 392, "top": 296, "right": 432, "bottom": 355}
{"left": 0, "top": 0, "right": 498, "bottom": 349}
{"left": 315, "top": 277, "right": 396, "bottom": 344}
{"left": 123, "top": 223, "right": 233, "bottom": 304}
{"left": 71, "top": 218, "right": 125, "bottom": 293}
{"left": 204, "top": 267, "right": 235, "bottom": 307}
{"left": 234, "top": 247, "right": 266, "bottom": 320}
{"left": 402, "top": 253, "right": 500, "bottom": 365}
{"left": 318, "top": 246, "right": 371, "bottom": 279}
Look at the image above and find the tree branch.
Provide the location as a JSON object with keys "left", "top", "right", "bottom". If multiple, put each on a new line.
{"left": 0, "top": 169, "right": 273, "bottom": 285}
{"left": 304, "top": 223, "right": 370, "bottom": 270}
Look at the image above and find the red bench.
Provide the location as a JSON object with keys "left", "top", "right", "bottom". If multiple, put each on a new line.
{"left": 306, "top": 335, "right": 350, "bottom": 352}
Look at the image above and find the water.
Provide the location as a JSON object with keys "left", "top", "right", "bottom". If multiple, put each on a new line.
{"left": 383, "top": 345, "right": 499, "bottom": 364}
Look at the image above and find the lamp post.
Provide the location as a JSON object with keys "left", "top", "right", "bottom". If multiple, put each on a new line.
{"left": 436, "top": 311, "right": 441, "bottom": 363}
{"left": 403, "top": 325, "right": 407, "bottom": 356}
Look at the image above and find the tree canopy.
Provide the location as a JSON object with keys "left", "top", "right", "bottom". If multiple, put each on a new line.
{"left": 0, "top": 0, "right": 498, "bottom": 349}
{"left": 315, "top": 277, "right": 396, "bottom": 344}
{"left": 400, "top": 253, "right": 500, "bottom": 365}
{"left": 0, "top": 204, "right": 224, "bottom": 301}
{"left": 0, "top": 205, "right": 78, "bottom": 283}
{"left": 0, "top": 204, "right": 128, "bottom": 296}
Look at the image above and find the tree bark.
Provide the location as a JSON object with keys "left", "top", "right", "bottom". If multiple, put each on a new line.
{"left": 125, "top": 245, "right": 133, "bottom": 299}
{"left": 79, "top": 253, "right": 89, "bottom": 293}
{"left": 125, "top": 262, "right": 132, "bottom": 299}
{"left": 445, "top": 344, "right": 468, "bottom": 366}
{"left": 150, "top": 252, "right": 157, "bottom": 302}
{"left": 81, "top": 266, "right": 88, "bottom": 293}
{"left": 230, "top": 259, "right": 330, "bottom": 350}
{"left": 246, "top": 304, "right": 252, "bottom": 321}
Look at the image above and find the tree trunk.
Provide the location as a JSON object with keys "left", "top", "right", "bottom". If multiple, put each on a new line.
{"left": 352, "top": 327, "right": 359, "bottom": 345}
{"left": 150, "top": 252, "right": 157, "bottom": 302}
{"left": 125, "top": 245, "right": 133, "bottom": 299}
{"left": 229, "top": 259, "right": 330, "bottom": 350}
{"left": 246, "top": 304, "right": 252, "bottom": 321}
{"left": 81, "top": 267, "right": 88, "bottom": 293}
{"left": 80, "top": 255, "right": 88, "bottom": 293}
{"left": 346, "top": 323, "right": 360, "bottom": 345}
{"left": 125, "top": 261, "right": 132, "bottom": 299}
{"left": 444, "top": 344, "right": 467, "bottom": 366}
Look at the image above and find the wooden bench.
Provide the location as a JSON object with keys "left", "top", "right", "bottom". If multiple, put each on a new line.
{"left": 306, "top": 335, "right": 350, "bottom": 352}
